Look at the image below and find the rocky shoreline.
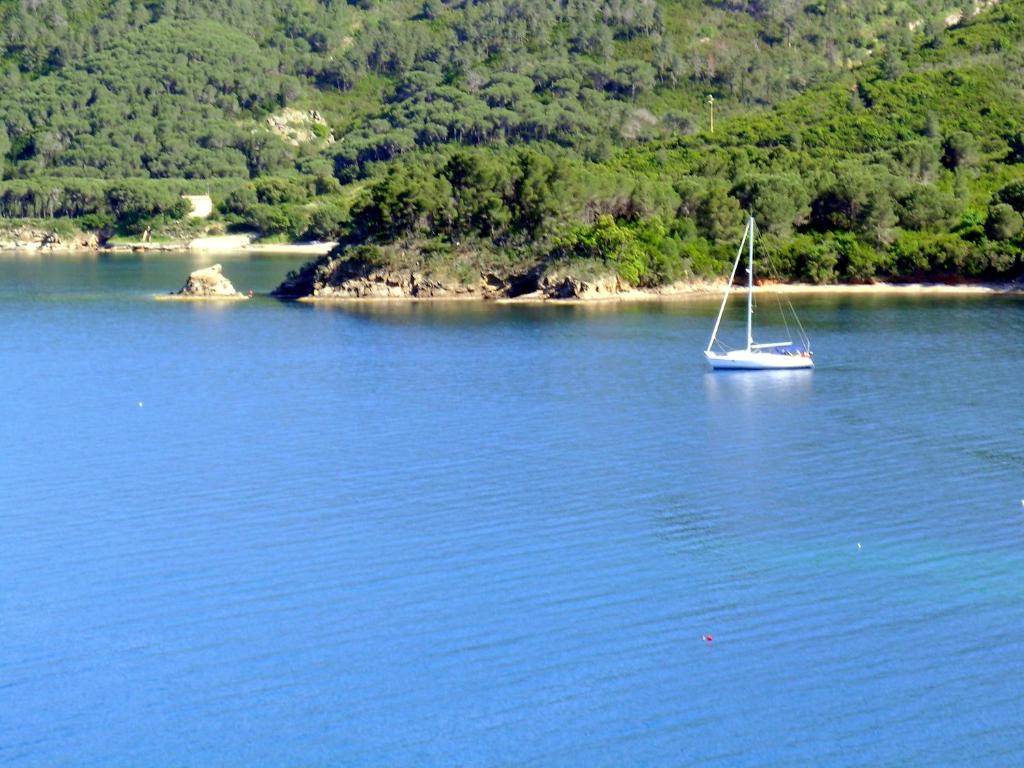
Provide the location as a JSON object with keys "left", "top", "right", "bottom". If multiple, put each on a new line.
{"left": 0, "top": 227, "right": 102, "bottom": 252}
{"left": 0, "top": 227, "right": 336, "bottom": 256}
{"left": 271, "top": 253, "right": 1024, "bottom": 303}
{"left": 271, "top": 252, "right": 647, "bottom": 301}
{"left": 7, "top": 230, "right": 1022, "bottom": 302}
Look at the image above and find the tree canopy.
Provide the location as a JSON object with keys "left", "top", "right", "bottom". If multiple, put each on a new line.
{"left": 2, "top": 0, "right": 1024, "bottom": 285}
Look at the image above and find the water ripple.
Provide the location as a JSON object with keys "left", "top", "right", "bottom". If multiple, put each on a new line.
{"left": 1, "top": 267, "right": 1023, "bottom": 766}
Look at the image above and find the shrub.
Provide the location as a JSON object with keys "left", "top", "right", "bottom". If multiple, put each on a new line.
{"left": 306, "top": 204, "right": 348, "bottom": 241}
{"left": 800, "top": 239, "right": 839, "bottom": 284}
{"left": 985, "top": 203, "right": 1023, "bottom": 241}
{"left": 255, "top": 204, "right": 310, "bottom": 238}
{"left": 995, "top": 180, "right": 1024, "bottom": 212}
{"left": 942, "top": 131, "right": 979, "bottom": 170}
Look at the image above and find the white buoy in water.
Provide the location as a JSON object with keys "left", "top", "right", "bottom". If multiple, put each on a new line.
{"left": 138, "top": 402, "right": 143, "bottom": 408}
{"left": 857, "top": 542, "right": 862, "bottom": 550}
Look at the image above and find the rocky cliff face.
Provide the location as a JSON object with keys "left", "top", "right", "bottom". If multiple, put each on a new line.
{"left": 539, "top": 274, "right": 624, "bottom": 299}
{"left": 272, "top": 252, "right": 632, "bottom": 301}
{"left": 0, "top": 227, "right": 100, "bottom": 251}
{"left": 176, "top": 264, "right": 246, "bottom": 298}
{"left": 311, "top": 267, "right": 482, "bottom": 299}
{"left": 274, "top": 254, "right": 527, "bottom": 300}
{"left": 266, "top": 108, "right": 334, "bottom": 146}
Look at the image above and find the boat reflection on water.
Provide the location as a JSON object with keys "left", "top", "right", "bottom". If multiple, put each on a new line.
{"left": 703, "top": 367, "right": 814, "bottom": 407}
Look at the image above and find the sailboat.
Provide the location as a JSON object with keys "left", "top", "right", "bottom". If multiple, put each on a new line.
{"left": 704, "top": 216, "right": 813, "bottom": 370}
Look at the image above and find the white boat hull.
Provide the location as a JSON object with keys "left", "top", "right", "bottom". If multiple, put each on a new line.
{"left": 704, "top": 349, "right": 813, "bottom": 370}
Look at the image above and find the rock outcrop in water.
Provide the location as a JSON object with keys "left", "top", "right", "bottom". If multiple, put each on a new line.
{"left": 174, "top": 264, "right": 247, "bottom": 299}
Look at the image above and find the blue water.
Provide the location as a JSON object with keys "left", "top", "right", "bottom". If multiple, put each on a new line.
{"left": 2, "top": 254, "right": 1023, "bottom": 766}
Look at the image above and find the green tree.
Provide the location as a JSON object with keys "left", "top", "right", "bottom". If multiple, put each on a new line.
{"left": 0, "top": 126, "right": 8, "bottom": 178}
{"left": 443, "top": 151, "right": 511, "bottom": 238}
{"left": 553, "top": 214, "right": 649, "bottom": 284}
{"left": 732, "top": 174, "right": 809, "bottom": 237}
{"left": 696, "top": 185, "right": 744, "bottom": 243}
{"left": 896, "top": 184, "right": 959, "bottom": 230}
{"left": 508, "top": 150, "right": 562, "bottom": 239}
{"left": 256, "top": 204, "right": 310, "bottom": 238}
{"left": 924, "top": 17, "right": 945, "bottom": 49}
{"left": 801, "top": 239, "right": 839, "bottom": 284}
{"left": 307, "top": 204, "right": 348, "bottom": 241}
{"left": 861, "top": 187, "right": 898, "bottom": 246}
{"left": 222, "top": 186, "right": 259, "bottom": 218}
{"left": 421, "top": 0, "right": 443, "bottom": 20}
{"left": 880, "top": 47, "right": 907, "bottom": 81}
{"left": 985, "top": 203, "right": 1023, "bottom": 241}
{"left": 898, "top": 140, "right": 941, "bottom": 182}
{"left": 1006, "top": 131, "right": 1024, "bottom": 163}
{"left": 254, "top": 177, "right": 307, "bottom": 205}
{"left": 942, "top": 131, "right": 979, "bottom": 171}
{"left": 995, "top": 180, "right": 1024, "bottom": 212}
{"left": 350, "top": 163, "right": 453, "bottom": 241}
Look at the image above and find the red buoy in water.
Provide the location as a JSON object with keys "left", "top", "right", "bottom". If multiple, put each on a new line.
{"left": 703, "top": 634, "right": 713, "bottom": 643}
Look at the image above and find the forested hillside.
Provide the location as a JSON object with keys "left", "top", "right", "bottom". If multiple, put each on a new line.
{"left": 1, "top": 0, "right": 953, "bottom": 179}
{"left": 2, "top": 0, "right": 1024, "bottom": 286}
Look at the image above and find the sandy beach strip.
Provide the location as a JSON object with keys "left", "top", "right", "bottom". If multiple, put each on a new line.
{"left": 152, "top": 294, "right": 249, "bottom": 302}
{"left": 749, "top": 281, "right": 1019, "bottom": 295}
{"left": 293, "top": 281, "right": 1023, "bottom": 305}
{"left": 188, "top": 236, "right": 337, "bottom": 255}
{"left": 494, "top": 281, "right": 1024, "bottom": 304}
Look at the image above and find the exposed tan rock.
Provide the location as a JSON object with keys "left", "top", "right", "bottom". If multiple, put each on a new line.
{"left": 266, "top": 108, "right": 334, "bottom": 146}
{"left": 0, "top": 227, "right": 101, "bottom": 251}
{"left": 480, "top": 272, "right": 509, "bottom": 298}
{"left": 541, "top": 273, "right": 623, "bottom": 299}
{"left": 76, "top": 231, "right": 100, "bottom": 249}
{"left": 312, "top": 267, "right": 478, "bottom": 299}
{"left": 175, "top": 264, "right": 246, "bottom": 298}
{"left": 308, "top": 268, "right": 629, "bottom": 301}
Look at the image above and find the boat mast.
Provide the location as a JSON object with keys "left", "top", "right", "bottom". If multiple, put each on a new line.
{"left": 746, "top": 216, "right": 754, "bottom": 352}
{"left": 706, "top": 221, "right": 748, "bottom": 352}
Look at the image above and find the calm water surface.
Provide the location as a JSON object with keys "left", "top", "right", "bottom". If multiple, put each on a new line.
{"left": 2, "top": 253, "right": 1023, "bottom": 766}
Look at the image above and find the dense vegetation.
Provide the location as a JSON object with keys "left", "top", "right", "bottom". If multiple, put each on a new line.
{"left": 3, "top": 0, "right": 1024, "bottom": 284}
